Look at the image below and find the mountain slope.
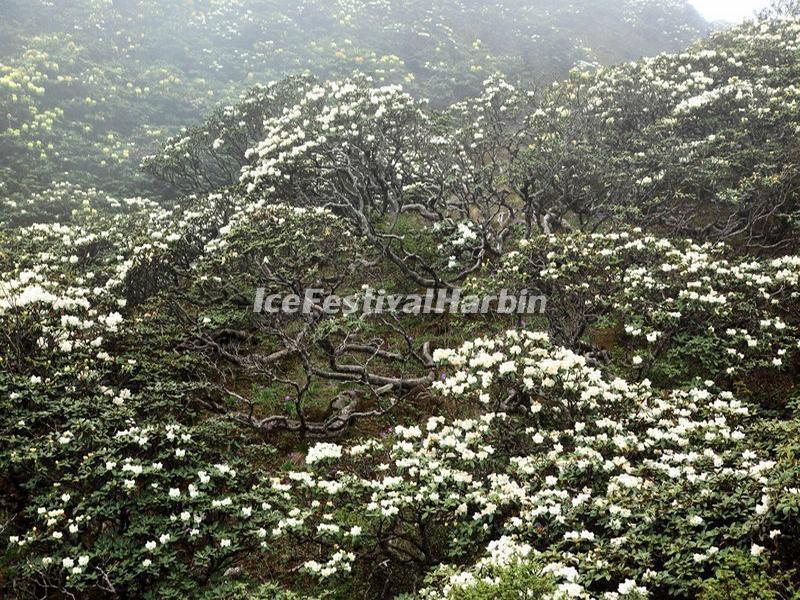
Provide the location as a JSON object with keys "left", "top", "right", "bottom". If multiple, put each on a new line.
{"left": 0, "top": 0, "right": 707, "bottom": 198}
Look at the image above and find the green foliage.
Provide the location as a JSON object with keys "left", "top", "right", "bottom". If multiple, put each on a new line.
{"left": 697, "top": 551, "right": 800, "bottom": 600}
{"left": 419, "top": 561, "right": 554, "bottom": 600}
{"left": 4, "top": 4, "right": 800, "bottom": 599}
{"left": 0, "top": 0, "right": 706, "bottom": 199}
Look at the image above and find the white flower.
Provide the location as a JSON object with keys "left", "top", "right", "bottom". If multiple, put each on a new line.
{"left": 498, "top": 360, "right": 517, "bottom": 375}
{"left": 306, "top": 443, "right": 342, "bottom": 464}
{"left": 102, "top": 312, "right": 124, "bottom": 330}
{"left": 618, "top": 579, "right": 646, "bottom": 595}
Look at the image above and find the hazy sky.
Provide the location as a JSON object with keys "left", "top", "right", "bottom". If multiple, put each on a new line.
{"left": 690, "top": 0, "right": 772, "bottom": 22}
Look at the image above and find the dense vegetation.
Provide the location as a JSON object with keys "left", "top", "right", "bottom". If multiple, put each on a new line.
{"left": 1, "top": 0, "right": 706, "bottom": 199}
{"left": 2, "top": 1, "right": 800, "bottom": 599}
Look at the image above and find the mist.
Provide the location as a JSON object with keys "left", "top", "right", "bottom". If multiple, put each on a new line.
{"left": 2, "top": 2, "right": 799, "bottom": 599}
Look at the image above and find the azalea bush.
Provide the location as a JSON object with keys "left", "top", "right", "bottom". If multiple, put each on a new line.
{"left": 265, "top": 330, "right": 799, "bottom": 598}
{"left": 3, "top": 5, "right": 800, "bottom": 599}
{"left": 476, "top": 231, "right": 800, "bottom": 389}
{"left": 0, "top": 0, "right": 705, "bottom": 199}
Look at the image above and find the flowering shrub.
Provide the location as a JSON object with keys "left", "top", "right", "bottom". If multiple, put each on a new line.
{"left": 237, "top": 75, "right": 497, "bottom": 286}
{"left": 3, "top": 5, "right": 800, "bottom": 599}
{"left": 271, "top": 330, "right": 799, "bottom": 597}
{"left": 142, "top": 76, "right": 316, "bottom": 195}
{"left": 507, "top": 16, "right": 800, "bottom": 249}
{"left": 0, "top": 187, "right": 294, "bottom": 596}
{"left": 0, "top": 0, "right": 705, "bottom": 200}
{"left": 478, "top": 231, "right": 800, "bottom": 391}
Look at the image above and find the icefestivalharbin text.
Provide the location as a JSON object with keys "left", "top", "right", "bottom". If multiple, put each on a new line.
{"left": 253, "top": 287, "right": 547, "bottom": 316}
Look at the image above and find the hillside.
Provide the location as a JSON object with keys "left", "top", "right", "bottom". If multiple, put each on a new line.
{"left": 0, "top": 0, "right": 707, "bottom": 198}
{"left": 2, "top": 4, "right": 800, "bottom": 600}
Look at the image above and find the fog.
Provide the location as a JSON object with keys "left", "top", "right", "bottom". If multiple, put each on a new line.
{"left": 690, "top": 0, "right": 773, "bottom": 21}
